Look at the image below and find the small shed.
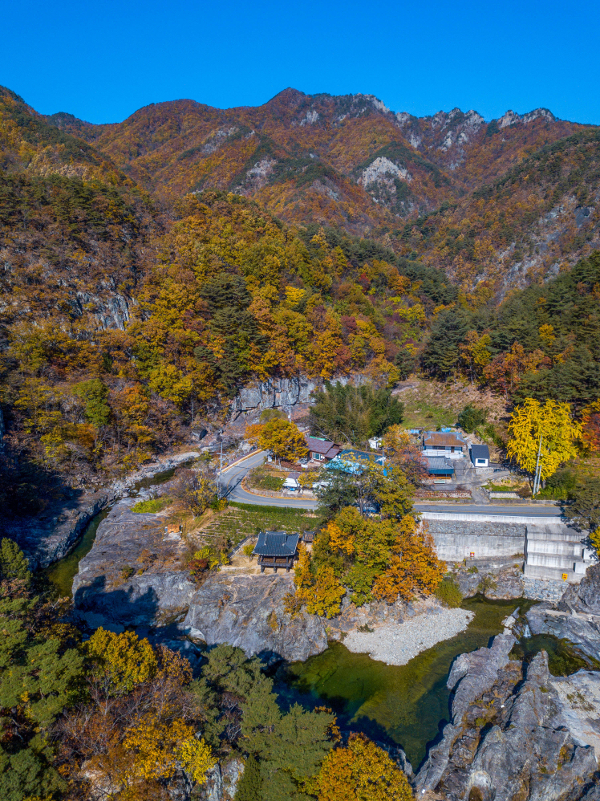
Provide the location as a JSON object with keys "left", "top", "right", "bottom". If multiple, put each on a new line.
{"left": 470, "top": 444, "right": 490, "bottom": 467}
{"left": 283, "top": 472, "right": 301, "bottom": 490}
{"left": 253, "top": 531, "right": 299, "bottom": 572}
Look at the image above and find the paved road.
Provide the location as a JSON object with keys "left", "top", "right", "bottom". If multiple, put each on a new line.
{"left": 221, "top": 452, "right": 563, "bottom": 518}
{"left": 221, "top": 451, "right": 318, "bottom": 509}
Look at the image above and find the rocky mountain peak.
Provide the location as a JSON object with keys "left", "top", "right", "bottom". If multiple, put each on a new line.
{"left": 497, "top": 107, "right": 557, "bottom": 128}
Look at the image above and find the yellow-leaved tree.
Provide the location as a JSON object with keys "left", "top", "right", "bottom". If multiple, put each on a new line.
{"left": 86, "top": 628, "right": 158, "bottom": 695}
{"left": 246, "top": 419, "right": 308, "bottom": 463}
{"left": 507, "top": 398, "right": 582, "bottom": 483}
{"left": 316, "top": 732, "right": 413, "bottom": 801}
{"left": 290, "top": 544, "right": 346, "bottom": 619}
{"left": 122, "top": 714, "right": 215, "bottom": 785}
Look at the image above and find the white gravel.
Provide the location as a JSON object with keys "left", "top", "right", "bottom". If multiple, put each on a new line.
{"left": 343, "top": 607, "right": 475, "bottom": 666}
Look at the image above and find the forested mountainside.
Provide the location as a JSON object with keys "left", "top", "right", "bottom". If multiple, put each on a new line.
{"left": 0, "top": 88, "right": 456, "bottom": 509}
{"left": 1, "top": 82, "right": 600, "bottom": 511}
{"left": 43, "top": 87, "right": 598, "bottom": 291}
{"left": 403, "top": 128, "right": 600, "bottom": 294}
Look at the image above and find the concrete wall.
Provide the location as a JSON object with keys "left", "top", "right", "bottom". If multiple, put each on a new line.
{"left": 425, "top": 519, "right": 526, "bottom": 562}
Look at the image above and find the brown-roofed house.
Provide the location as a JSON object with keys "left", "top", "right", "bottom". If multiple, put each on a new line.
{"left": 305, "top": 436, "right": 341, "bottom": 462}
{"left": 422, "top": 431, "right": 466, "bottom": 459}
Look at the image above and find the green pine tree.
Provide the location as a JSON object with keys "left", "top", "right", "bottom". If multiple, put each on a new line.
{"left": 0, "top": 539, "right": 31, "bottom": 583}
{"left": 234, "top": 755, "right": 263, "bottom": 801}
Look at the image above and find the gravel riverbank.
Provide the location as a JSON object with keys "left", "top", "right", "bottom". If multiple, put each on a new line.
{"left": 343, "top": 607, "right": 475, "bottom": 665}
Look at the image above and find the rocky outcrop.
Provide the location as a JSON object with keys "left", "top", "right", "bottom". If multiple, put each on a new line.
{"left": 231, "top": 376, "right": 319, "bottom": 413}
{"left": 2, "top": 451, "right": 199, "bottom": 569}
{"left": 73, "top": 499, "right": 196, "bottom": 631}
{"left": 416, "top": 637, "right": 600, "bottom": 800}
{"left": 195, "top": 759, "right": 244, "bottom": 801}
{"left": 3, "top": 489, "right": 116, "bottom": 570}
{"left": 182, "top": 573, "right": 328, "bottom": 663}
{"left": 452, "top": 558, "right": 525, "bottom": 600}
{"left": 230, "top": 374, "right": 368, "bottom": 415}
{"left": 527, "top": 563, "right": 600, "bottom": 661}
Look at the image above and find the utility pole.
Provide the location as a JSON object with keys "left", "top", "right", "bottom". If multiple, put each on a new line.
{"left": 533, "top": 433, "right": 543, "bottom": 496}
{"left": 217, "top": 429, "right": 223, "bottom": 498}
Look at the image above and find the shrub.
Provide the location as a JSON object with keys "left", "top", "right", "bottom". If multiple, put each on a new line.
{"left": 457, "top": 404, "right": 487, "bottom": 434}
{"left": 435, "top": 578, "right": 463, "bottom": 608}
{"left": 131, "top": 496, "right": 171, "bottom": 514}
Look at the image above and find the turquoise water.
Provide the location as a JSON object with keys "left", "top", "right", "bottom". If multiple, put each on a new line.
{"left": 282, "top": 597, "right": 524, "bottom": 769}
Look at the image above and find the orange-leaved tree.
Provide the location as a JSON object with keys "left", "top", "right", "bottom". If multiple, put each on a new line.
{"left": 316, "top": 732, "right": 413, "bottom": 801}
{"left": 372, "top": 516, "right": 445, "bottom": 603}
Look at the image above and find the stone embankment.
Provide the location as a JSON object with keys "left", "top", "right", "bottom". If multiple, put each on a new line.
{"left": 415, "top": 635, "right": 600, "bottom": 800}
{"left": 343, "top": 606, "right": 474, "bottom": 665}
{"left": 3, "top": 451, "right": 200, "bottom": 568}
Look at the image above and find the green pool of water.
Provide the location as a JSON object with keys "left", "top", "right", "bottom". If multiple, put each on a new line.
{"left": 282, "top": 597, "right": 525, "bottom": 769}
{"left": 45, "top": 464, "right": 185, "bottom": 597}
{"left": 44, "top": 509, "right": 109, "bottom": 598}
{"left": 512, "top": 633, "right": 600, "bottom": 675}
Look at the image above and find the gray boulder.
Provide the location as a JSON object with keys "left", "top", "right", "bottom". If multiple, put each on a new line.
{"left": 526, "top": 564, "right": 600, "bottom": 661}
{"left": 183, "top": 573, "right": 328, "bottom": 663}
{"left": 73, "top": 500, "right": 196, "bottom": 630}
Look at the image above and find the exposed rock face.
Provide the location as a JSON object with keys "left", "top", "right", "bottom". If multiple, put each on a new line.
{"left": 73, "top": 499, "right": 196, "bottom": 631}
{"left": 231, "top": 376, "right": 319, "bottom": 413}
{"left": 2, "top": 451, "right": 199, "bottom": 569}
{"left": 3, "top": 490, "right": 115, "bottom": 570}
{"left": 527, "top": 564, "right": 600, "bottom": 661}
{"left": 416, "top": 638, "right": 600, "bottom": 800}
{"left": 183, "top": 573, "right": 328, "bottom": 663}
{"left": 452, "top": 558, "right": 525, "bottom": 600}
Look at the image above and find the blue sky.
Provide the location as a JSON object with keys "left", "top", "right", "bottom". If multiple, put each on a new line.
{"left": 2, "top": 0, "right": 599, "bottom": 125}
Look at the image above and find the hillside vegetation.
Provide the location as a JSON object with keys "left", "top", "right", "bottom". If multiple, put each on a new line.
{"left": 1, "top": 83, "right": 600, "bottom": 514}
{"left": 42, "top": 87, "right": 597, "bottom": 292}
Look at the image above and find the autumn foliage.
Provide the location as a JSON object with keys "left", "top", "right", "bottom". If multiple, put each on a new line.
{"left": 316, "top": 733, "right": 413, "bottom": 801}
{"left": 291, "top": 507, "right": 444, "bottom": 615}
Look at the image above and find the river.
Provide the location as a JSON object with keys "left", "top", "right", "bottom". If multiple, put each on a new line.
{"left": 44, "top": 465, "right": 179, "bottom": 598}
{"left": 280, "top": 596, "right": 593, "bottom": 770}
{"left": 44, "top": 478, "right": 585, "bottom": 773}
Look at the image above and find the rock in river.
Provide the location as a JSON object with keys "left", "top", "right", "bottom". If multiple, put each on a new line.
{"left": 527, "top": 563, "right": 600, "bottom": 662}
{"left": 73, "top": 499, "right": 196, "bottom": 631}
{"left": 416, "top": 635, "right": 600, "bottom": 800}
{"left": 183, "top": 573, "right": 328, "bottom": 663}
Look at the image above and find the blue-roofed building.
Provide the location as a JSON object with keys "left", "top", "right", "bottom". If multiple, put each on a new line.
{"left": 425, "top": 456, "right": 455, "bottom": 482}
{"left": 325, "top": 448, "right": 386, "bottom": 475}
{"left": 253, "top": 531, "right": 299, "bottom": 572}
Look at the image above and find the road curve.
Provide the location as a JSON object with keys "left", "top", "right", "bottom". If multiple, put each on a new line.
{"left": 220, "top": 452, "right": 563, "bottom": 519}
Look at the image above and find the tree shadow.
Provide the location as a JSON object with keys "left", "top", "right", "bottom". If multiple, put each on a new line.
{"left": 74, "top": 574, "right": 161, "bottom": 630}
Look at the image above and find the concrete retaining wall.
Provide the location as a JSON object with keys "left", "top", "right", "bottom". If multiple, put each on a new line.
{"left": 426, "top": 519, "right": 526, "bottom": 562}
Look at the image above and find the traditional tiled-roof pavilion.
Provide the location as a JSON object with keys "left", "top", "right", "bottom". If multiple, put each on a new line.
{"left": 253, "top": 531, "right": 299, "bottom": 572}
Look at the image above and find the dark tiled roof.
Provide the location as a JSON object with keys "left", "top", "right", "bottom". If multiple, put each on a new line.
{"left": 306, "top": 437, "right": 340, "bottom": 457}
{"left": 470, "top": 445, "right": 490, "bottom": 460}
{"left": 253, "top": 531, "right": 299, "bottom": 557}
{"left": 423, "top": 432, "right": 465, "bottom": 448}
{"left": 425, "top": 456, "right": 455, "bottom": 475}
